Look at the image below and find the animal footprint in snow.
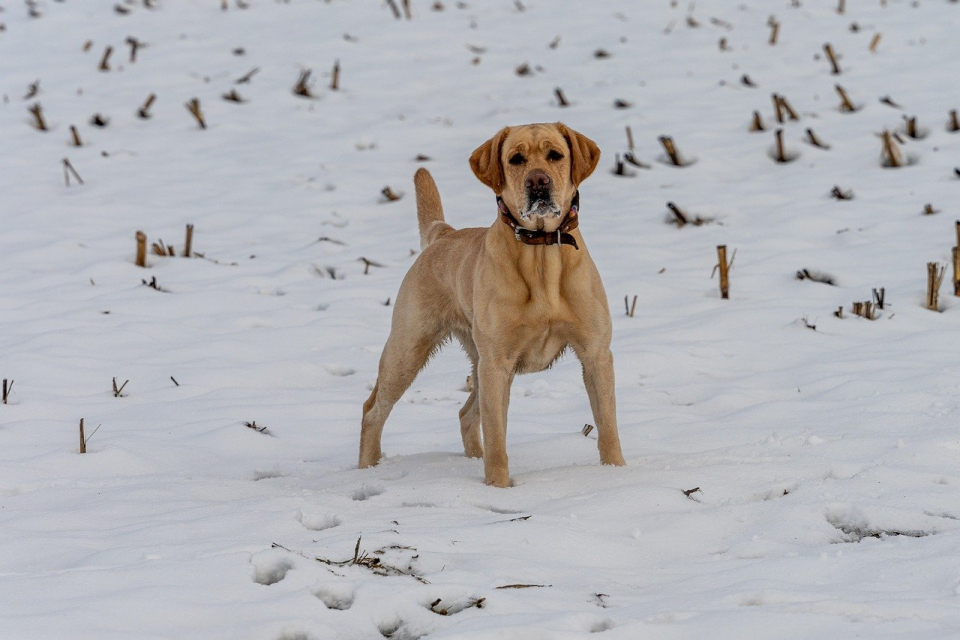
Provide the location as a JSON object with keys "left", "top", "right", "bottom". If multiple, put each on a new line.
{"left": 253, "top": 468, "right": 284, "bottom": 481}
{"left": 376, "top": 617, "right": 405, "bottom": 638}
{"left": 325, "top": 364, "right": 355, "bottom": 377}
{"left": 314, "top": 583, "right": 354, "bottom": 610}
{"left": 826, "top": 507, "right": 936, "bottom": 542}
{"left": 252, "top": 554, "right": 293, "bottom": 586}
{"left": 748, "top": 484, "right": 798, "bottom": 502}
{"left": 352, "top": 484, "right": 384, "bottom": 501}
{"left": 296, "top": 509, "right": 341, "bottom": 531}
{"left": 474, "top": 504, "right": 522, "bottom": 515}
{"left": 588, "top": 618, "right": 615, "bottom": 633}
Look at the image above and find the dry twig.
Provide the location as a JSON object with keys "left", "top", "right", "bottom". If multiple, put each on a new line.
{"left": 495, "top": 584, "right": 550, "bottom": 589}
{"left": 796, "top": 269, "right": 835, "bottom": 285}
{"left": 293, "top": 70, "right": 313, "bottom": 98}
{"left": 28, "top": 102, "right": 47, "bottom": 130}
{"left": 429, "top": 597, "right": 484, "bottom": 616}
{"left": 823, "top": 43, "right": 841, "bottom": 74}
{"left": 126, "top": 36, "right": 144, "bottom": 62}
{"left": 138, "top": 93, "right": 156, "bottom": 119}
{"left": 62, "top": 158, "right": 84, "bottom": 186}
{"left": 184, "top": 98, "right": 205, "bottom": 129}
{"left": 954, "top": 221, "right": 960, "bottom": 297}
{"left": 24, "top": 80, "right": 40, "bottom": 100}
{"left": 612, "top": 154, "right": 634, "bottom": 177}
{"left": 280, "top": 537, "right": 429, "bottom": 583}
{"left": 880, "top": 130, "right": 904, "bottom": 168}
{"left": 927, "top": 262, "right": 946, "bottom": 311}
{"left": 904, "top": 115, "right": 922, "bottom": 139}
{"left": 776, "top": 94, "right": 799, "bottom": 120}
{"left": 667, "top": 202, "right": 688, "bottom": 227}
{"left": 141, "top": 276, "right": 166, "bottom": 291}
{"left": 235, "top": 67, "right": 260, "bottom": 84}
{"left": 873, "top": 287, "right": 886, "bottom": 309}
{"left": 135, "top": 231, "right": 147, "bottom": 267}
{"left": 714, "top": 245, "right": 734, "bottom": 299}
{"left": 773, "top": 128, "right": 791, "bottom": 163}
{"left": 805, "top": 128, "right": 829, "bottom": 149}
{"left": 831, "top": 185, "right": 853, "bottom": 200}
{"left": 222, "top": 89, "right": 245, "bottom": 103}
{"left": 879, "top": 95, "right": 901, "bottom": 109}
{"left": 112, "top": 377, "right": 129, "bottom": 398}
{"left": 358, "top": 257, "right": 384, "bottom": 275}
{"left": 151, "top": 239, "right": 175, "bottom": 257}
{"left": 835, "top": 84, "right": 857, "bottom": 112}
{"left": 99, "top": 46, "right": 113, "bottom": 71}
{"left": 658, "top": 136, "right": 685, "bottom": 166}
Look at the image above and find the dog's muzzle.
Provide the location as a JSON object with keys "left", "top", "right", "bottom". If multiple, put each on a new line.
{"left": 522, "top": 197, "right": 561, "bottom": 220}
{"left": 521, "top": 171, "right": 560, "bottom": 219}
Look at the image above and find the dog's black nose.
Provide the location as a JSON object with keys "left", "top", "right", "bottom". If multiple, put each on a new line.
{"left": 525, "top": 172, "right": 551, "bottom": 190}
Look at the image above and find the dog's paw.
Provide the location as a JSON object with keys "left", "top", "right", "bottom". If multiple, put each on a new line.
{"left": 484, "top": 474, "right": 513, "bottom": 489}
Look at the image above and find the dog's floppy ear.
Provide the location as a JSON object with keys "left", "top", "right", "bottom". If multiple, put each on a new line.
{"left": 556, "top": 123, "right": 601, "bottom": 186}
{"left": 469, "top": 126, "right": 510, "bottom": 193}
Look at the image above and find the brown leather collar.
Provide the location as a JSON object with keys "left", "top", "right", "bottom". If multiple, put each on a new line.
{"left": 497, "top": 191, "right": 580, "bottom": 250}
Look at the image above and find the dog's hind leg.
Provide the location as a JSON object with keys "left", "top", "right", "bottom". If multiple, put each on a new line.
{"left": 459, "top": 365, "right": 483, "bottom": 458}
{"left": 359, "top": 317, "right": 443, "bottom": 469}
{"left": 457, "top": 339, "right": 483, "bottom": 458}
{"left": 452, "top": 332, "right": 483, "bottom": 458}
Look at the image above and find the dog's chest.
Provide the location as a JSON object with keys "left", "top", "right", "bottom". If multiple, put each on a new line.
{"left": 512, "top": 320, "right": 571, "bottom": 374}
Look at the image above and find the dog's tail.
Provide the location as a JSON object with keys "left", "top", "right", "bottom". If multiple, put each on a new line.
{"left": 415, "top": 168, "right": 452, "bottom": 249}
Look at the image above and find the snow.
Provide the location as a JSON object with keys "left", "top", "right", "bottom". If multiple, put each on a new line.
{"left": 2, "top": 0, "right": 960, "bottom": 637}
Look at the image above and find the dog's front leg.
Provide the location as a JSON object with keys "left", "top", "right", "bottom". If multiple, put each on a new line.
{"left": 477, "top": 357, "right": 514, "bottom": 487}
{"left": 580, "top": 347, "right": 626, "bottom": 466}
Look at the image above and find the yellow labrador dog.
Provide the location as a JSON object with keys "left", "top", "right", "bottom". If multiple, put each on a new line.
{"left": 359, "top": 123, "right": 625, "bottom": 487}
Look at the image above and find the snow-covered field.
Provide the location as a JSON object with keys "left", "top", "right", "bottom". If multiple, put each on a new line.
{"left": 2, "top": 0, "right": 960, "bottom": 637}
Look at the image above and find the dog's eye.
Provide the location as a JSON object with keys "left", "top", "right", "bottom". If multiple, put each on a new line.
{"left": 547, "top": 150, "right": 564, "bottom": 161}
{"left": 509, "top": 153, "right": 526, "bottom": 165}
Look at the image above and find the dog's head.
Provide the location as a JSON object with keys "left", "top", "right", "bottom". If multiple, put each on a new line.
{"left": 469, "top": 123, "right": 600, "bottom": 232}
